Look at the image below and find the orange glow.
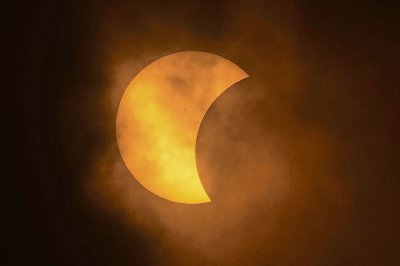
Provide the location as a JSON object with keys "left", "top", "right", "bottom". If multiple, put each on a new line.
{"left": 116, "top": 51, "right": 248, "bottom": 203}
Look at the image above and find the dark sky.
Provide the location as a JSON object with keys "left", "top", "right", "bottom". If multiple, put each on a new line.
{"left": 5, "top": 0, "right": 400, "bottom": 265}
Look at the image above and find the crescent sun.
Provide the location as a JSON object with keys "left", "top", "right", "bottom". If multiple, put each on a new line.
{"left": 116, "top": 51, "right": 248, "bottom": 204}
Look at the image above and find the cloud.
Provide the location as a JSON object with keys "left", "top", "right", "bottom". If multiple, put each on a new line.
{"left": 59, "top": 1, "right": 399, "bottom": 264}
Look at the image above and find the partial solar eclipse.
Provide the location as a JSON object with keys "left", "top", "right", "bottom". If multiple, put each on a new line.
{"left": 116, "top": 51, "right": 248, "bottom": 203}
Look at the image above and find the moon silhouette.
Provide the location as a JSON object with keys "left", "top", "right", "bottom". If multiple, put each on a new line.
{"left": 116, "top": 51, "right": 248, "bottom": 204}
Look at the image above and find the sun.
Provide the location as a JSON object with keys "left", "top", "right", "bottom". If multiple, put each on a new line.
{"left": 116, "top": 51, "right": 248, "bottom": 203}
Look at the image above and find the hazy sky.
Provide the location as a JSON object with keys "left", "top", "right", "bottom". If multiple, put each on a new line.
{"left": 7, "top": 0, "right": 400, "bottom": 265}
